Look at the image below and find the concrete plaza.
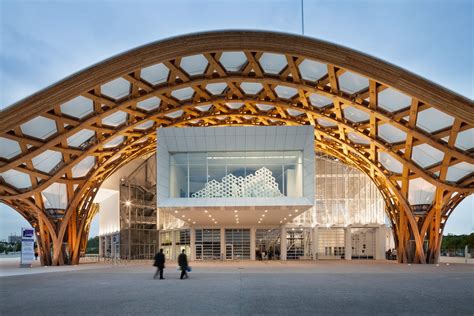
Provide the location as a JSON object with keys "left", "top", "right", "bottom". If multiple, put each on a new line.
{"left": 1, "top": 260, "right": 473, "bottom": 315}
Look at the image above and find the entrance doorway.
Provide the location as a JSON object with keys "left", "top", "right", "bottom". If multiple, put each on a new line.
{"left": 351, "top": 228, "right": 376, "bottom": 259}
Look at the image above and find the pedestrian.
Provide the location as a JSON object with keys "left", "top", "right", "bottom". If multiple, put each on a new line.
{"left": 153, "top": 248, "right": 165, "bottom": 280}
{"left": 34, "top": 250, "right": 39, "bottom": 261}
{"left": 178, "top": 249, "right": 189, "bottom": 279}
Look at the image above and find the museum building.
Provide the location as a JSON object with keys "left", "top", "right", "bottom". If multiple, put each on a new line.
{"left": 98, "top": 125, "right": 390, "bottom": 261}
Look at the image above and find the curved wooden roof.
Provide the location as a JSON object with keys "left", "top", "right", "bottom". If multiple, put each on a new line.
{"left": 0, "top": 32, "right": 472, "bottom": 263}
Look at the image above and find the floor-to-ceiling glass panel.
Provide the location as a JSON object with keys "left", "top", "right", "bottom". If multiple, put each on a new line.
{"left": 317, "top": 228, "right": 345, "bottom": 259}
{"left": 286, "top": 228, "right": 313, "bottom": 259}
{"left": 195, "top": 229, "right": 221, "bottom": 260}
{"left": 256, "top": 229, "right": 281, "bottom": 260}
{"left": 351, "top": 228, "right": 376, "bottom": 259}
{"left": 225, "top": 229, "right": 250, "bottom": 259}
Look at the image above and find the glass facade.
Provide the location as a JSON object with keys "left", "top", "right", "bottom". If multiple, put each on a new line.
{"left": 195, "top": 229, "right": 221, "bottom": 260}
{"left": 225, "top": 229, "right": 251, "bottom": 259}
{"left": 169, "top": 151, "right": 303, "bottom": 198}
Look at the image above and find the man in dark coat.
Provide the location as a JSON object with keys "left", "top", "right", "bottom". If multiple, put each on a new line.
{"left": 153, "top": 249, "right": 165, "bottom": 279}
{"left": 178, "top": 249, "right": 189, "bottom": 279}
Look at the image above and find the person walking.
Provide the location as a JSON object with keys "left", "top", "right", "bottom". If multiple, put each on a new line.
{"left": 178, "top": 249, "right": 189, "bottom": 279}
{"left": 153, "top": 248, "right": 165, "bottom": 279}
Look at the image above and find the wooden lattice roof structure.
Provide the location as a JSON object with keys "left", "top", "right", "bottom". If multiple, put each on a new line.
{"left": 0, "top": 31, "right": 472, "bottom": 265}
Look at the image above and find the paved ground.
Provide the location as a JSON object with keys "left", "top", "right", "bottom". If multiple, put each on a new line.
{"left": 1, "top": 260, "right": 473, "bottom": 316}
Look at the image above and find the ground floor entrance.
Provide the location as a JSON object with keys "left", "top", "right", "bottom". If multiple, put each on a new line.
{"left": 145, "top": 224, "right": 388, "bottom": 261}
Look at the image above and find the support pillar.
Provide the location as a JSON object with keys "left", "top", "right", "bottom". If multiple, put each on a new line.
{"left": 250, "top": 227, "right": 256, "bottom": 260}
{"left": 99, "top": 236, "right": 103, "bottom": 257}
{"left": 344, "top": 226, "right": 352, "bottom": 260}
{"left": 171, "top": 230, "right": 176, "bottom": 261}
{"left": 190, "top": 227, "right": 196, "bottom": 261}
{"left": 220, "top": 227, "right": 225, "bottom": 260}
{"left": 312, "top": 226, "right": 319, "bottom": 260}
{"left": 375, "top": 225, "right": 386, "bottom": 260}
{"left": 280, "top": 226, "right": 287, "bottom": 261}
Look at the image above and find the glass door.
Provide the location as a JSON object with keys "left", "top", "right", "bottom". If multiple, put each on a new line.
{"left": 225, "top": 244, "right": 233, "bottom": 260}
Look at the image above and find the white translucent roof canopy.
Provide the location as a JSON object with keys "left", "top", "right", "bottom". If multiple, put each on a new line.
{"left": 71, "top": 156, "right": 96, "bottom": 178}
{"left": 140, "top": 63, "right": 170, "bottom": 85}
{"left": 226, "top": 102, "right": 244, "bottom": 110}
{"left": 256, "top": 103, "right": 274, "bottom": 111}
{"left": 347, "top": 132, "right": 370, "bottom": 145}
{"left": 259, "top": 53, "right": 287, "bottom": 74}
{"left": 137, "top": 97, "right": 161, "bottom": 112}
{"left": 67, "top": 129, "right": 95, "bottom": 148}
{"left": 408, "top": 178, "right": 436, "bottom": 205}
{"left": 102, "top": 111, "right": 128, "bottom": 127}
{"left": 317, "top": 118, "right": 337, "bottom": 128}
{"left": 274, "top": 85, "right": 298, "bottom": 99}
{"left": 338, "top": 71, "right": 369, "bottom": 94}
{"left": 0, "top": 137, "right": 21, "bottom": 159}
{"left": 101, "top": 78, "right": 131, "bottom": 100}
{"left": 60, "top": 96, "right": 94, "bottom": 119}
{"left": 41, "top": 182, "right": 68, "bottom": 209}
{"left": 416, "top": 108, "right": 454, "bottom": 133}
{"left": 219, "top": 52, "right": 247, "bottom": 72}
{"left": 180, "top": 54, "right": 208, "bottom": 76}
{"left": 0, "top": 169, "right": 32, "bottom": 189}
{"left": 343, "top": 106, "right": 370, "bottom": 123}
{"left": 171, "top": 87, "right": 194, "bottom": 100}
{"left": 135, "top": 120, "right": 155, "bottom": 131}
{"left": 309, "top": 94, "right": 332, "bottom": 108}
{"left": 104, "top": 136, "right": 125, "bottom": 148}
{"left": 378, "top": 152, "right": 403, "bottom": 174}
{"left": 165, "top": 110, "right": 184, "bottom": 119}
{"left": 287, "top": 108, "right": 304, "bottom": 117}
{"left": 31, "top": 150, "right": 63, "bottom": 173}
{"left": 196, "top": 104, "right": 212, "bottom": 112}
{"left": 298, "top": 59, "right": 327, "bottom": 82}
{"left": 240, "top": 82, "right": 263, "bottom": 95}
{"left": 378, "top": 124, "right": 407, "bottom": 143}
{"left": 454, "top": 128, "right": 474, "bottom": 151}
{"left": 20, "top": 116, "right": 57, "bottom": 140}
{"left": 446, "top": 162, "right": 474, "bottom": 182}
{"left": 206, "top": 82, "right": 227, "bottom": 95}
{"left": 377, "top": 88, "right": 411, "bottom": 113}
{"left": 411, "top": 144, "right": 444, "bottom": 168}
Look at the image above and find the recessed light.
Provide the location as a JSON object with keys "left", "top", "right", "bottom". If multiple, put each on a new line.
{"left": 279, "top": 221, "right": 283, "bottom": 223}
{"left": 193, "top": 222, "right": 196, "bottom": 224}
{"left": 294, "top": 209, "right": 298, "bottom": 213}
{"left": 234, "top": 210, "right": 238, "bottom": 213}
{"left": 284, "top": 218, "right": 287, "bottom": 220}
{"left": 235, "top": 214, "right": 238, "bottom": 217}
{"left": 262, "top": 214, "right": 265, "bottom": 217}
{"left": 289, "top": 214, "right": 292, "bottom": 217}
{"left": 188, "top": 218, "right": 191, "bottom": 221}
{"left": 208, "top": 215, "right": 212, "bottom": 218}
{"left": 174, "top": 210, "right": 178, "bottom": 214}
{"left": 264, "top": 210, "right": 268, "bottom": 213}
{"left": 181, "top": 215, "right": 185, "bottom": 218}
{"left": 204, "top": 210, "right": 208, "bottom": 213}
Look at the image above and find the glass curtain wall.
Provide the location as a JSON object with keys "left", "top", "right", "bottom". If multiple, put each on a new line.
{"left": 224, "top": 229, "right": 251, "bottom": 259}
{"left": 195, "top": 229, "right": 221, "bottom": 260}
{"left": 286, "top": 228, "right": 313, "bottom": 260}
{"left": 256, "top": 229, "right": 281, "bottom": 260}
{"left": 170, "top": 151, "right": 303, "bottom": 198}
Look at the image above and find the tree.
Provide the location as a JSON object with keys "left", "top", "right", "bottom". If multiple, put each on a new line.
{"left": 86, "top": 236, "right": 99, "bottom": 254}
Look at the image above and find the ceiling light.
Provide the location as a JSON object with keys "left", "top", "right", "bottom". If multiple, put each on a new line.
{"left": 174, "top": 210, "right": 178, "bottom": 213}
{"left": 181, "top": 215, "right": 185, "bottom": 218}
{"left": 294, "top": 209, "right": 298, "bottom": 213}
{"left": 234, "top": 210, "right": 238, "bottom": 213}
{"left": 125, "top": 200, "right": 131, "bottom": 207}
{"left": 264, "top": 210, "right": 268, "bottom": 213}
{"left": 208, "top": 215, "right": 212, "bottom": 218}
{"left": 193, "top": 222, "right": 196, "bottom": 224}
{"left": 284, "top": 218, "right": 287, "bottom": 220}
{"left": 279, "top": 221, "right": 283, "bottom": 224}
{"left": 262, "top": 214, "right": 265, "bottom": 217}
{"left": 204, "top": 210, "right": 208, "bottom": 213}
{"left": 289, "top": 214, "right": 292, "bottom": 217}
{"left": 188, "top": 218, "right": 191, "bottom": 221}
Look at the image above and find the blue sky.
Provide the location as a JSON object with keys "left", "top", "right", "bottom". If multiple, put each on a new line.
{"left": 0, "top": 0, "right": 472, "bottom": 239}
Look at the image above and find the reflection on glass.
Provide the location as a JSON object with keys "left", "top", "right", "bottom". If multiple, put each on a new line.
{"left": 169, "top": 151, "right": 303, "bottom": 198}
